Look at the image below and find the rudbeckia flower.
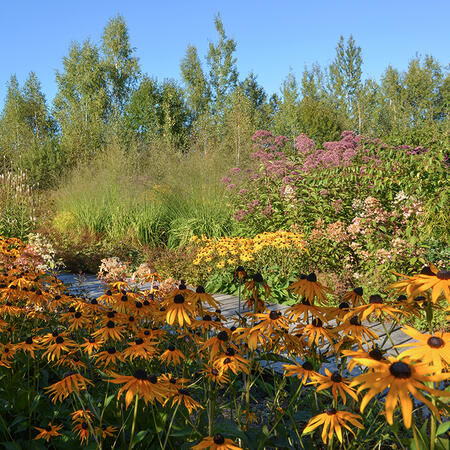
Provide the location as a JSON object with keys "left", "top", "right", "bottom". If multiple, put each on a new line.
{"left": 286, "top": 298, "right": 326, "bottom": 322}
{"left": 253, "top": 309, "right": 290, "bottom": 335}
{"left": 302, "top": 409, "right": 364, "bottom": 444}
{"left": 167, "top": 388, "right": 203, "bottom": 414}
{"left": 94, "top": 347, "right": 124, "bottom": 368}
{"left": 213, "top": 347, "right": 249, "bottom": 375}
{"left": 350, "top": 356, "right": 450, "bottom": 428}
{"left": 122, "top": 338, "right": 156, "bottom": 361}
{"left": 200, "top": 330, "right": 235, "bottom": 360}
{"left": 19, "top": 335, "right": 42, "bottom": 358}
{"left": 341, "top": 347, "right": 385, "bottom": 372}
{"left": 96, "top": 424, "right": 117, "bottom": 439}
{"left": 164, "top": 294, "right": 195, "bottom": 327}
{"left": 92, "top": 320, "right": 126, "bottom": 341}
{"left": 192, "top": 434, "right": 242, "bottom": 450}
{"left": 396, "top": 326, "right": 450, "bottom": 373}
{"left": 336, "top": 316, "right": 379, "bottom": 347}
{"left": 309, "top": 369, "right": 358, "bottom": 405}
{"left": 201, "top": 366, "right": 230, "bottom": 386}
{"left": 42, "top": 335, "right": 77, "bottom": 361}
{"left": 297, "top": 318, "right": 336, "bottom": 348}
{"left": 282, "top": 360, "right": 319, "bottom": 385}
{"left": 108, "top": 370, "right": 169, "bottom": 408}
{"left": 34, "top": 422, "right": 63, "bottom": 442}
{"left": 45, "top": 372, "right": 93, "bottom": 403}
{"left": 160, "top": 345, "right": 185, "bottom": 365}
{"left": 80, "top": 337, "right": 103, "bottom": 356}
{"left": 189, "top": 286, "right": 219, "bottom": 312}
{"left": 288, "top": 273, "right": 331, "bottom": 304}
{"left": 342, "top": 287, "right": 364, "bottom": 306}
{"left": 389, "top": 265, "right": 450, "bottom": 303}
{"left": 345, "top": 295, "right": 402, "bottom": 322}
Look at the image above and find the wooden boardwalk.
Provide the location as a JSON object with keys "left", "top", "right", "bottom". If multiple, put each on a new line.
{"left": 58, "top": 273, "right": 413, "bottom": 358}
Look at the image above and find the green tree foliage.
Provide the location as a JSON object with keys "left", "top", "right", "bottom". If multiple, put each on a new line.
{"left": 273, "top": 71, "right": 301, "bottom": 138}
{"left": 180, "top": 45, "right": 210, "bottom": 120}
{"left": 53, "top": 39, "right": 109, "bottom": 165}
{"left": 206, "top": 14, "right": 238, "bottom": 122}
{"left": 329, "top": 35, "right": 363, "bottom": 130}
{"left": 224, "top": 85, "right": 256, "bottom": 164}
{"left": 101, "top": 14, "right": 140, "bottom": 115}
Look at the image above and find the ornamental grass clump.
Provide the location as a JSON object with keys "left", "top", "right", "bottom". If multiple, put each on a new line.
{"left": 0, "top": 235, "right": 449, "bottom": 449}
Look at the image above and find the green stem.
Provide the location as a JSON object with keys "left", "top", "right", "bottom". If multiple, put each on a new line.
{"left": 128, "top": 396, "right": 139, "bottom": 450}
{"left": 162, "top": 403, "right": 180, "bottom": 450}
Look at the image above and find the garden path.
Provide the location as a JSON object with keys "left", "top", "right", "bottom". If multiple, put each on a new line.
{"left": 58, "top": 272, "right": 414, "bottom": 369}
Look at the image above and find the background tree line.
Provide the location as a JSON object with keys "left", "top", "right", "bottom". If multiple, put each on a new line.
{"left": 0, "top": 14, "right": 448, "bottom": 188}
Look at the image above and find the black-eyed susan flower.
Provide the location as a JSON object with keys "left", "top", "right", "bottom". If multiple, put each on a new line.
{"left": 342, "top": 287, "right": 364, "bottom": 306}
{"left": 337, "top": 316, "right": 379, "bottom": 347}
{"left": 168, "top": 388, "right": 203, "bottom": 413}
{"left": 108, "top": 370, "right": 169, "bottom": 408}
{"left": 213, "top": 347, "right": 249, "bottom": 375}
{"left": 341, "top": 347, "right": 385, "bottom": 372}
{"left": 201, "top": 366, "right": 230, "bottom": 386}
{"left": 253, "top": 309, "right": 290, "bottom": 334}
{"left": 309, "top": 369, "right": 358, "bottom": 405}
{"left": 122, "top": 338, "right": 156, "bottom": 362}
{"left": 297, "top": 318, "right": 336, "bottom": 348}
{"left": 73, "top": 421, "right": 90, "bottom": 444}
{"left": 160, "top": 345, "right": 185, "bottom": 366}
{"left": 192, "top": 434, "right": 242, "bottom": 450}
{"left": 389, "top": 265, "right": 450, "bottom": 303}
{"left": 96, "top": 424, "right": 117, "bottom": 439}
{"left": 396, "top": 326, "right": 450, "bottom": 373}
{"left": 164, "top": 294, "right": 194, "bottom": 326}
{"left": 200, "top": 330, "right": 235, "bottom": 360}
{"left": 19, "top": 335, "right": 42, "bottom": 358}
{"left": 42, "top": 335, "right": 77, "bottom": 362}
{"left": 302, "top": 409, "right": 364, "bottom": 444}
{"left": 94, "top": 347, "right": 124, "bottom": 368}
{"left": 286, "top": 298, "right": 326, "bottom": 323}
{"left": 288, "top": 273, "right": 331, "bottom": 304}
{"left": 80, "top": 337, "right": 103, "bottom": 356}
{"left": 92, "top": 320, "right": 126, "bottom": 341}
{"left": 189, "top": 286, "right": 219, "bottom": 311}
{"left": 351, "top": 356, "right": 450, "bottom": 428}
{"left": 45, "top": 372, "right": 93, "bottom": 403}
{"left": 34, "top": 422, "right": 63, "bottom": 442}
{"left": 282, "top": 360, "right": 319, "bottom": 385}
{"left": 346, "top": 295, "right": 402, "bottom": 322}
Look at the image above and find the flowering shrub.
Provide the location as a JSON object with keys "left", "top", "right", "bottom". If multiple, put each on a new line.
{"left": 223, "top": 130, "right": 448, "bottom": 291}
{"left": 0, "top": 235, "right": 449, "bottom": 448}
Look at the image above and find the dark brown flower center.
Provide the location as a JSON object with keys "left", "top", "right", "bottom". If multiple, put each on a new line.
{"left": 25, "top": 337, "right": 33, "bottom": 345}
{"left": 134, "top": 369, "right": 147, "bottom": 380}
{"left": 217, "top": 331, "right": 228, "bottom": 341}
{"left": 107, "top": 347, "right": 116, "bottom": 354}
{"left": 178, "top": 388, "right": 190, "bottom": 395}
{"left": 353, "top": 287, "right": 363, "bottom": 296}
{"left": 437, "top": 270, "right": 449, "bottom": 280}
{"left": 148, "top": 374, "right": 157, "bottom": 384}
{"left": 45, "top": 425, "right": 52, "bottom": 432}
{"left": 369, "top": 294, "right": 383, "bottom": 304}
{"left": 75, "top": 312, "right": 82, "bottom": 318}
{"left": 302, "top": 361, "right": 313, "bottom": 371}
{"left": 369, "top": 348, "right": 383, "bottom": 360}
{"left": 331, "top": 371, "right": 342, "bottom": 382}
{"left": 269, "top": 310, "right": 279, "bottom": 320}
{"left": 55, "top": 336, "right": 64, "bottom": 344}
{"left": 389, "top": 361, "right": 411, "bottom": 379}
{"left": 174, "top": 294, "right": 185, "bottom": 304}
{"left": 339, "top": 302, "right": 350, "bottom": 309}
{"left": 81, "top": 422, "right": 88, "bottom": 430}
{"left": 427, "top": 336, "right": 444, "bottom": 348}
{"left": 105, "top": 290, "right": 112, "bottom": 296}
{"left": 106, "top": 321, "right": 115, "bottom": 328}
{"left": 211, "top": 369, "right": 219, "bottom": 376}
{"left": 225, "top": 347, "right": 236, "bottom": 356}
{"left": 350, "top": 316, "right": 361, "bottom": 326}
{"left": 307, "top": 272, "right": 317, "bottom": 282}
{"left": 326, "top": 408, "right": 337, "bottom": 415}
{"left": 168, "top": 344, "right": 175, "bottom": 351}
{"left": 135, "top": 338, "right": 144, "bottom": 345}
{"left": 121, "top": 295, "right": 128, "bottom": 302}
{"left": 253, "top": 273, "right": 264, "bottom": 283}
{"left": 90, "top": 298, "right": 98, "bottom": 305}
{"left": 196, "top": 286, "right": 205, "bottom": 293}
{"left": 214, "top": 433, "right": 225, "bottom": 444}
{"left": 203, "top": 314, "right": 212, "bottom": 321}
{"left": 312, "top": 318, "right": 322, "bottom": 327}
{"left": 420, "top": 266, "right": 434, "bottom": 276}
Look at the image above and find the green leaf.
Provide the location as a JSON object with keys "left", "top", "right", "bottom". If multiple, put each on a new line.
{"left": 436, "top": 421, "right": 450, "bottom": 436}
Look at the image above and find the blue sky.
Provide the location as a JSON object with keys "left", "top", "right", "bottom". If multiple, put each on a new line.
{"left": 0, "top": 0, "right": 449, "bottom": 105}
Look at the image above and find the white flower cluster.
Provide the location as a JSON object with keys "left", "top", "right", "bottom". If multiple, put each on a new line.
{"left": 98, "top": 257, "right": 129, "bottom": 282}
{"left": 27, "top": 233, "right": 64, "bottom": 271}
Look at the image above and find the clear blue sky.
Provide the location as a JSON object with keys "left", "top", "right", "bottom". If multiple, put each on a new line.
{"left": 1, "top": 0, "right": 449, "bottom": 105}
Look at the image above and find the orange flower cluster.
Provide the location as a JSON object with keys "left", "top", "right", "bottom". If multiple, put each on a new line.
{"left": 0, "top": 235, "right": 449, "bottom": 447}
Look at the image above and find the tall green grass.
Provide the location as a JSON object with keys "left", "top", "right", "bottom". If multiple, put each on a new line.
{"left": 52, "top": 144, "right": 233, "bottom": 248}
